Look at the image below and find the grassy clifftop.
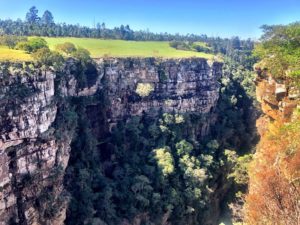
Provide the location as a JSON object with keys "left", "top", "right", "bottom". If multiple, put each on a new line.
{"left": 45, "top": 37, "right": 213, "bottom": 58}
{"left": 0, "top": 37, "right": 214, "bottom": 61}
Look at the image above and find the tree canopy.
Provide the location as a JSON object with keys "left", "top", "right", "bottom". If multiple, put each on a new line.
{"left": 254, "top": 22, "right": 300, "bottom": 82}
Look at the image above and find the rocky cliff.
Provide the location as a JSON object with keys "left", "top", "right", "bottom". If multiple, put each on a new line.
{"left": 255, "top": 70, "right": 299, "bottom": 133}
{"left": 244, "top": 70, "right": 300, "bottom": 224}
{"left": 0, "top": 58, "right": 222, "bottom": 225}
{"left": 256, "top": 75, "right": 299, "bottom": 118}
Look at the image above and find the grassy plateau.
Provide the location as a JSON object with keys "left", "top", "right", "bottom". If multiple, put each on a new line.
{"left": 0, "top": 37, "right": 214, "bottom": 61}
{"left": 45, "top": 37, "right": 213, "bottom": 58}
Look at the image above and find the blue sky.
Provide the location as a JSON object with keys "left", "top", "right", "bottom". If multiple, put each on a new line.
{"left": 0, "top": 0, "right": 299, "bottom": 39}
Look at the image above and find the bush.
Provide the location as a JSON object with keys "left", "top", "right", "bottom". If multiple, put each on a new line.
{"left": 32, "top": 47, "right": 64, "bottom": 68}
{"left": 16, "top": 37, "right": 48, "bottom": 53}
{"left": 135, "top": 83, "right": 154, "bottom": 97}
{"left": 15, "top": 41, "right": 30, "bottom": 52}
{"left": 71, "top": 47, "right": 91, "bottom": 62}
{"left": 169, "top": 41, "right": 190, "bottom": 51}
{"left": 0, "top": 35, "right": 28, "bottom": 48}
{"left": 55, "top": 42, "right": 77, "bottom": 55}
{"left": 191, "top": 43, "right": 211, "bottom": 53}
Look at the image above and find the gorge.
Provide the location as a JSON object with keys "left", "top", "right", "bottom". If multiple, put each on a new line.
{"left": 1, "top": 3, "right": 300, "bottom": 225}
{"left": 0, "top": 58, "right": 225, "bottom": 225}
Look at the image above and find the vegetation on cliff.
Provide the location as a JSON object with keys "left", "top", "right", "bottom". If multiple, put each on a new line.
{"left": 245, "top": 22, "right": 300, "bottom": 225}
{"left": 245, "top": 112, "right": 300, "bottom": 224}
{"left": 254, "top": 22, "right": 300, "bottom": 84}
{"left": 212, "top": 38, "right": 259, "bottom": 223}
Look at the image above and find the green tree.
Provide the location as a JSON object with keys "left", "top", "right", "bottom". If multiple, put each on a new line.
{"left": 26, "top": 6, "right": 40, "bottom": 24}
{"left": 131, "top": 175, "right": 153, "bottom": 208}
{"left": 152, "top": 147, "right": 174, "bottom": 177}
{"left": 254, "top": 23, "right": 300, "bottom": 81}
{"left": 176, "top": 140, "right": 193, "bottom": 156}
{"left": 41, "top": 10, "right": 54, "bottom": 25}
{"left": 224, "top": 149, "right": 252, "bottom": 185}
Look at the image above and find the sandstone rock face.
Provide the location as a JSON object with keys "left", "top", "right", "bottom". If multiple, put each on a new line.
{"left": 255, "top": 74, "right": 299, "bottom": 122}
{"left": 96, "top": 58, "right": 222, "bottom": 127}
{"left": 0, "top": 58, "right": 222, "bottom": 225}
{"left": 0, "top": 68, "right": 71, "bottom": 225}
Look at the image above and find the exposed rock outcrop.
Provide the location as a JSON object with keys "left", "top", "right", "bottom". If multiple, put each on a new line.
{"left": 255, "top": 71, "right": 299, "bottom": 122}
{"left": 245, "top": 67, "right": 300, "bottom": 225}
{"left": 0, "top": 58, "right": 222, "bottom": 225}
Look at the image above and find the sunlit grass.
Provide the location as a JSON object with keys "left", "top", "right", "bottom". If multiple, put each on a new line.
{"left": 0, "top": 45, "right": 32, "bottom": 62}
{"left": 0, "top": 38, "right": 215, "bottom": 62}
{"left": 44, "top": 37, "right": 214, "bottom": 58}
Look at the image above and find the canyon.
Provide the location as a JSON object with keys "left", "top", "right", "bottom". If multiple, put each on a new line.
{"left": 0, "top": 58, "right": 223, "bottom": 225}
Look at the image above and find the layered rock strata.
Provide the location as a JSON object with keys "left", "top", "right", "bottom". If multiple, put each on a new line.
{"left": 0, "top": 58, "right": 222, "bottom": 225}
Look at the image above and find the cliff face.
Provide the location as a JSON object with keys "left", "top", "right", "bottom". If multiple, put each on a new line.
{"left": 0, "top": 58, "right": 222, "bottom": 225}
{"left": 255, "top": 73, "right": 299, "bottom": 122}
{"left": 245, "top": 72, "right": 300, "bottom": 224}
{"left": 97, "top": 58, "right": 221, "bottom": 124}
{"left": 255, "top": 72, "right": 299, "bottom": 134}
{"left": 0, "top": 68, "right": 72, "bottom": 225}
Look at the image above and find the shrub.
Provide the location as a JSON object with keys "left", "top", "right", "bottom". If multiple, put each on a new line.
{"left": 55, "top": 42, "right": 77, "bottom": 55}
{"left": 169, "top": 41, "right": 190, "bottom": 51}
{"left": 16, "top": 37, "right": 48, "bottom": 53}
{"left": 32, "top": 47, "right": 64, "bottom": 68}
{"left": 135, "top": 83, "right": 154, "bottom": 97}
{"left": 191, "top": 43, "right": 211, "bottom": 53}
{"left": 0, "top": 35, "right": 28, "bottom": 49}
{"left": 71, "top": 47, "right": 91, "bottom": 62}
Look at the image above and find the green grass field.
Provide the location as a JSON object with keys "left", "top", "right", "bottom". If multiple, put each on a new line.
{"left": 0, "top": 45, "right": 32, "bottom": 62}
{"left": 0, "top": 38, "right": 214, "bottom": 62}
{"left": 44, "top": 37, "right": 214, "bottom": 58}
